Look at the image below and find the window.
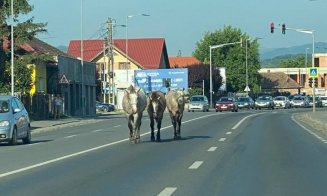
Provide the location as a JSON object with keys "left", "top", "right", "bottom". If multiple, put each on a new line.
{"left": 314, "top": 58, "right": 319, "bottom": 67}
{"left": 118, "top": 62, "right": 130, "bottom": 70}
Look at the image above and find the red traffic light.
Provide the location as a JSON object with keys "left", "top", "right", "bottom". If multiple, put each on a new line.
{"left": 270, "top": 22, "right": 275, "bottom": 33}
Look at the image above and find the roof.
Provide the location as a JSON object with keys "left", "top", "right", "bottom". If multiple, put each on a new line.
{"left": 67, "top": 38, "right": 168, "bottom": 69}
{"left": 169, "top": 56, "right": 202, "bottom": 68}
{"left": 260, "top": 72, "right": 301, "bottom": 89}
{"left": 2, "top": 37, "right": 69, "bottom": 57}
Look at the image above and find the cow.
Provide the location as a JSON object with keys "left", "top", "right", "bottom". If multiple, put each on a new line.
{"left": 147, "top": 91, "right": 166, "bottom": 142}
{"left": 165, "top": 89, "right": 185, "bottom": 140}
{"left": 122, "top": 85, "right": 147, "bottom": 143}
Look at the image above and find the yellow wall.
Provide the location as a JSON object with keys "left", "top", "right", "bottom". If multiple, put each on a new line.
{"left": 96, "top": 49, "right": 140, "bottom": 71}
{"left": 28, "top": 63, "right": 47, "bottom": 95}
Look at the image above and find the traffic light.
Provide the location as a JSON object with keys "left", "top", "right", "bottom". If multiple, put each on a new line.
{"left": 270, "top": 22, "right": 275, "bottom": 33}
{"left": 313, "top": 78, "right": 318, "bottom": 87}
{"left": 282, "top": 24, "right": 286, "bottom": 34}
{"left": 308, "top": 78, "right": 313, "bottom": 87}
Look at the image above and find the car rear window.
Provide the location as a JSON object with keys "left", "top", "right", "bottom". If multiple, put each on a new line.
{"left": 190, "top": 97, "right": 204, "bottom": 102}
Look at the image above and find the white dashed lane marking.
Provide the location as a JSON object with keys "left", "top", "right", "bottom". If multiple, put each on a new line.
{"left": 219, "top": 138, "right": 226, "bottom": 142}
{"left": 157, "top": 187, "right": 177, "bottom": 196}
{"left": 92, "top": 129, "right": 103, "bottom": 133}
{"left": 208, "top": 147, "right": 217, "bottom": 152}
{"left": 188, "top": 161, "right": 203, "bottom": 169}
{"left": 114, "top": 125, "right": 121, "bottom": 128}
{"left": 64, "top": 135, "right": 77, "bottom": 139}
{"left": 226, "top": 132, "right": 232, "bottom": 135}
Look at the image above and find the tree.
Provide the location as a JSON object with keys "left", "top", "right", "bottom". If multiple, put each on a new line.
{"left": 187, "top": 64, "right": 222, "bottom": 99}
{"left": 279, "top": 55, "right": 306, "bottom": 68}
{"left": 0, "top": 0, "right": 46, "bottom": 94}
{"left": 193, "top": 25, "right": 261, "bottom": 93}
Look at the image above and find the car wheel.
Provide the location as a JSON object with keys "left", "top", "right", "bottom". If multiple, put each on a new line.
{"left": 9, "top": 127, "right": 18, "bottom": 146}
{"left": 22, "top": 126, "right": 31, "bottom": 144}
{"left": 215, "top": 110, "right": 218, "bottom": 112}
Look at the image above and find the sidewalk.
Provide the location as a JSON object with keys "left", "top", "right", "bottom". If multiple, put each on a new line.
{"left": 30, "top": 111, "right": 124, "bottom": 131}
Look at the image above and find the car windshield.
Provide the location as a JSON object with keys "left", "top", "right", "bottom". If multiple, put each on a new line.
{"left": 219, "top": 97, "right": 233, "bottom": 102}
{"left": 293, "top": 97, "right": 304, "bottom": 101}
{"left": 238, "top": 97, "right": 249, "bottom": 102}
{"left": 190, "top": 96, "right": 204, "bottom": 102}
{"left": 274, "top": 97, "right": 285, "bottom": 101}
{"left": 258, "top": 96, "right": 271, "bottom": 101}
{"left": 321, "top": 97, "right": 327, "bottom": 100}
{"left": 0, "top": 100, "right": 10, "bottom": 113}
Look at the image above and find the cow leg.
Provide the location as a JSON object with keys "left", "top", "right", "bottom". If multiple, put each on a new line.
{"left": 150, "top": 117, "right": 155, "bottom": 142}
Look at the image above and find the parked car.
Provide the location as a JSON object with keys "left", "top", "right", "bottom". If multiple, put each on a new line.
{"left": 215, "top": 97, "right": 238, "bottom": 112}
{"left": 290, "top": 96, "right": 309, "bottom": 108}
{"left": 321, "top": 96, "right": 327, "bottom": 107}
{"left": 308, "top": 96, "right": 323, "bottom": 107}
{"left": 96, "top": 101, "right": 115, "bottom": 112}
{"left": 188, "top": 95, "right": 209, "bottom": 112}
{"left": 0, "top": 96, "right": 31, "bottom": 145}
{"left": 273, "top": 96, "right": 291, "bottom": 109}
{"left": 236, "top": 96, "right": 254, "bottom": 109}
{"left": 254, "top": 96, "right": 274, "bottom": 110}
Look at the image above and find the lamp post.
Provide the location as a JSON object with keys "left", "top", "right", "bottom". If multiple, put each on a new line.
{"left": 245, "top": 38, "right": 262, "bottom": 95}
{"left": 125, "top": 14, "right": 150, "bottom": 83}
{"left": 209, "top": 39, "right": 242, "bottom": 107}
{"left": 11, "top": 0, "right": 14, "bottom": 96}
{"left": 80, "top": 0, "right": 85, "bottom": 116}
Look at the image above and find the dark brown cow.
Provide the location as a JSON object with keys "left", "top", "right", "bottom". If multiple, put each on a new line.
{"left": 122, "top": 85, "right": 147, "bottom": 143}
{"left": 165, "top": 89, "right": 185, "bottom": 140}
{"left": 147, "top": 91, "right": 166, "bottom": 142}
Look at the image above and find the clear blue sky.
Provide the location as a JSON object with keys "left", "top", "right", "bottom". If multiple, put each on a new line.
{"left": 28, "top": 0, "right": 327, "bottom": 56}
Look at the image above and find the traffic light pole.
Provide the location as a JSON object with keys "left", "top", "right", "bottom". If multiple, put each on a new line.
{"left": 271, "top": 23, "right": 316, "bottom": 112}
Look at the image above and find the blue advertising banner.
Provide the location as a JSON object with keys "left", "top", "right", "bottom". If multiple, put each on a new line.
{"left": 134, "top": 68, "right": 188, "bottom": 93}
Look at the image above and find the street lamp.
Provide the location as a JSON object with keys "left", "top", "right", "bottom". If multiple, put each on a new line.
{"left": 80, "top": 0, "right": 85, "bottom": 116}
{"left": 125, "top": 14, "right": 150, "bottom": 83}
{"left": 209, "top": 39, "right": 242, "bottom": 107}
{"left": 11, "top": 0, "right": 14, "bottom": 95}
{"left": 245, "top": 38, "right": 262, "bottom": 95}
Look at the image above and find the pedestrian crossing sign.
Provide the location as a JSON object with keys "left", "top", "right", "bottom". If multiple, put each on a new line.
{"left": 308, "top": 67, "right": 318, "bottom": 78}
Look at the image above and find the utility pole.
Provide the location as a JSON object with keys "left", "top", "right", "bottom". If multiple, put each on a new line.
{"left": 107, "top": 18, "right": 115, "bottom": 105}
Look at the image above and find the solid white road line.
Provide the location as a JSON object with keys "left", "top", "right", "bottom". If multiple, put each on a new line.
{"left": 219, "top": 138, "right": 226, "bottom": 142}
{"left": 226, "top": 132, "right": 232, "bottom": 135}
{"left": 113, "top": 125, "right": 121, "bottom": 128}
{"left": 207, "top": 147, "right": 217, "bottom": 152}
{"left": 292, "top": 115, "right": 327, "bottom": 144}
{"left": 0, "top": 114, "right": 219, "bottom": 179}
{"left": 188, "top": 161, "right": 203, "bottom": 169}
{"left": 157, "top": 187, "right": 177, "bottom": 196}
{"left": 64, "top": 135, "right": 77, "bottom": 139}
{"left": 231, "top": 113, "right": 265, "bottom": 130}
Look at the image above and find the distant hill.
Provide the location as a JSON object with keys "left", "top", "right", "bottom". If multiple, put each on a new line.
{"left": 260, "top": 42, "right": 327, "bottom": 60}
{"left": 260, "top": 42, "right": 327, "bottom": 68}
{"left": 56, "top": 45, "right": 68, "bottom": 53}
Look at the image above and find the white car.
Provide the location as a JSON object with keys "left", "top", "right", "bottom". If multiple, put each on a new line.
{"left": 273, "top": 96, "right": 291, "bottom": 109}
{"left": 321, "top": 96, "right": 327, "bottom": 107}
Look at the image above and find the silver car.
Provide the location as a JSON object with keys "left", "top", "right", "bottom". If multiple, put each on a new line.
{"left": 188, "top": 95, "right": 209, "bottom": 112}
{"left": 0, "top": 96, "right": 31, "bottom": 145}
{"left": 290, "top": 96, "right": 309, "bottom": 108}
{"left": 321, "top": 96, "right": 327, "bottom": 107}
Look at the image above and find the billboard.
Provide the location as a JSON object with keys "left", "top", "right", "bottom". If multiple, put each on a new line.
{"left": 134, "top": 68, "right": 188, "bottom": 93}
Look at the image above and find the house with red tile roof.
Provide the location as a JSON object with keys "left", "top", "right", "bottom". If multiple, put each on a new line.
{"left": 67, "top": 38, "right": 170, "bottom": 70}
{"left": 169, "top": 56, "right": 202, "bottom": 68}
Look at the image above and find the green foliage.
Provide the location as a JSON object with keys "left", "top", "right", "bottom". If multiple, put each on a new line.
{"left": 261, "top": 54, "right": 311, "bottom": 68}
{"left": 279, "top": 55, "right": 307, "bottom": 68}
{"left": 0, "top": 0, "right": 47, "bottom": 94}
{"left": 193, "top": 25, "right": 261, "bottom": 93}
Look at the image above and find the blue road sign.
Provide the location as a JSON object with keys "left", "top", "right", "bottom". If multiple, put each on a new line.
{"left": 309, "top": 67, "right": 318, "bottom": 78}
{"left": 134, "top": 68, "right": 188, "bottom": 93}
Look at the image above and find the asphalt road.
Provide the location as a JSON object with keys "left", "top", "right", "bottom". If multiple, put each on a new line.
{"left": 0, "top": 108, "right": 327, "bottom": 196}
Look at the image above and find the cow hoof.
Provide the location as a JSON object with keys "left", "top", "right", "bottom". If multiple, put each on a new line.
{"left": 156, "top": 138, "right": 161, "bottom": 142}
{"left": 174, "top": 135, "right": 181, "bottom": 140}
{"left": 151, "top": 137, "right": 155, "bottom": 142}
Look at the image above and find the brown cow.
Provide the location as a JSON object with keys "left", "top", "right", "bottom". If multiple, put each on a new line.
{"left": 165, "top": 89, "right": 185, "bottom": 140}
{"left": 122, "top": 85, "right": 147, "bottom": 143}
{"left": 147, "top": 91, "right": 166, "bottom": 142}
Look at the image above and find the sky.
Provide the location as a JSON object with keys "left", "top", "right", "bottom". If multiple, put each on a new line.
{"left": 26, "top": 0, "right": 327, "bottom": 56}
